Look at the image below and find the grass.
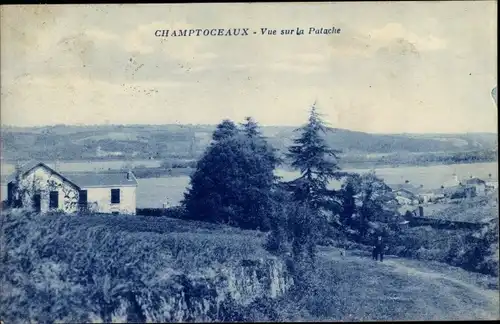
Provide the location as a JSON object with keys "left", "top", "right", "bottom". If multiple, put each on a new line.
{"left": 336, "top": 222, "right": 499, "bottom": 277}
{"left": 1, "top": 209, "right": 498, "bottom": 322}
{"left": 273, "top": 246, "right": 499, "bottom": 321}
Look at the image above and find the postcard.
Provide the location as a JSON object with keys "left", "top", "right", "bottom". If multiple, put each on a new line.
{"left": 0, "top": 2, "right": 498, "bottom": 323}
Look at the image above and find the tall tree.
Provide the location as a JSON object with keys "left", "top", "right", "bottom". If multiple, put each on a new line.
{"left": 339, "top": 174, "right": 359, "bottom": 227}
{"left": 241, "top": 116, "right": 260, "bottom": 138}
{"left": 212, "top": 119, "right": 239, "bottom": 142}
{"left": 284, "top": 103, "right": 343, "bottom": 263}
{"left": 183, "top": 118, "right": 279, "bottom": 231}
{"left": 241, "top": 116, "right": 282, "bottom": 173}
{"left": 286, "top": 103, "right": 343, "bottom": 209}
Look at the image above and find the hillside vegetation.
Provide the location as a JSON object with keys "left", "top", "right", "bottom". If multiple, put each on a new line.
{"left": 1, "top": 124, "right": 497, "bottom": 163}
{"left": 0, "top": 210, "right": 292, "bottom": 323}
{"left": 1, "top": 210, "right": 498, "bottom": 322}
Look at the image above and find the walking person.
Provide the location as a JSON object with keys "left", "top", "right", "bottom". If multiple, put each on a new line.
{"left": 375, "top": 235, "right": 385, "bottom": 262}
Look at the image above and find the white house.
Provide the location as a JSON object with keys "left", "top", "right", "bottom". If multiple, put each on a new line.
{"left": 418, "top": 191, "right": 442, "bottom": 204}
{"left": 391, "top": 185, "right": 421, "bottom": 205}
{"left": 6, "top": 161, "right": 137, "bottom": 215}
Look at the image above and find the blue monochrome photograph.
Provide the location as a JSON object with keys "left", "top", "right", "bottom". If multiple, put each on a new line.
{"left": 0, "top": 2, "right": 498, "bottom": 323}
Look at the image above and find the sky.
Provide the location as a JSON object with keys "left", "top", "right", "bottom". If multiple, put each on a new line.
{"left": 0, "top": 2, "right": 497, "bottom": 133}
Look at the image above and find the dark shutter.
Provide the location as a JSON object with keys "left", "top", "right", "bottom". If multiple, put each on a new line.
{"left": 49, "top": 191, "right": 59, "bottom": 209}
{"left": 111, "top": 189, "right": 120, "bottom": 204}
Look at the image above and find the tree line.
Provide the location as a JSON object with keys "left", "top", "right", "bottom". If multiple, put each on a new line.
{"left": 181, "top": 104, "right": 401, "bottom": 268}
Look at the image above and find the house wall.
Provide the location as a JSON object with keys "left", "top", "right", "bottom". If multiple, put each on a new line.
{"left": 395, "top": 195, "right": 418, "bottom": 205}
{"left": 474, "top": 184, "right": 486, "bottom": 195}
{"left": 396, "top": 196, "right": 412, "bottom": 205}
{"left": 83, "top": 186, "right": 136, "bottom": 215}
{"left": 486, "top": 181, "right": 498, "bottom": 189}
{"left": 16, "top": 166, "right": 79, "bottom": 213}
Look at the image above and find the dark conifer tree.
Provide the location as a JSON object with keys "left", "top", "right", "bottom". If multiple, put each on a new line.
{"left": 286, "top": 103, "right": 342, "bottom": 209}
{"left": 212, "top": 119, "right": 238, "bottom": 142}
{"left": 284, "top": 103, "right": 343, "bottom": 262}
{"left": 183, "top": 118, "right": 279, "bottom": 231}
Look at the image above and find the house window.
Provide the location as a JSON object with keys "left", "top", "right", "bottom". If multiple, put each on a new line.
{"left": 111, "top": 189, "right": 120, "bottom": 204}
{"left": 49, "top": 191, "right": 59, "bottom": 209}
{"left": 78, "top": 190, "right": 88, "bottom": 208}
{"left": 7, "top": 183, "right": 14, "bottom": 206}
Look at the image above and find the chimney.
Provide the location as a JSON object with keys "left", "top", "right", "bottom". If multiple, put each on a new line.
{"left": 127, "top": 170, "right": 132, "bottom": 180}
{"left": 418, "top": 206, "right": 424, "bottom": 217}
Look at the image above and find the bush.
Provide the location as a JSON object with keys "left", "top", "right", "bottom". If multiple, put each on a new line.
{"left": 384, "top": 221, "right": 499, "bottom": 277}
{"left": 0, "top": 210, "right": 277, "bottom": 323}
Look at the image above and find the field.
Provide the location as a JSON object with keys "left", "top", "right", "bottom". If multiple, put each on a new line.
{"left": 2, "top": 124, "right": 497, "bottom": 162}
{"left": 1, "top": 210, "right": 498, "bottom": 322}
{"left": 0, "top": 160, "right": 163, "bottom": 175}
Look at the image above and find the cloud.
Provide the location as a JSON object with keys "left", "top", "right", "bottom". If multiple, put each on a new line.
{"left": 1, "top": 73, "right": 191, "bottom": 126}
{"left": 1, "top": 3, "right": 496, "bottom": 133}
{"left": 322, "top": 23, "right": 447, "bottom": 60}
{"left": 85, "top": 29, "right": 119, "bottom": 42}
{"left": 123, "top": 21, "right": 218, "bottom": 66}
{"left": 369, "top": 23, "right": 447, "bottom": 52}
{"left": 268, "top": 62, "right": 325, "bottom": 74}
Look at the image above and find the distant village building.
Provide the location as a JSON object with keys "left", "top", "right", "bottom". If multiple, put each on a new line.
{"left": 7, "top": 162, "right": 137, "bottom": 215}
{"left": 394, "top": 188, "right": 419, "bottom": 205}
{"left": 96, "top": 145, "right": 124, "bottom": 157}
{"left": 448, "top": 185, "right": 476, "bottom": 199}
{"left": 390, "top": 183, "right": 423, "bottom": 205}
{"left": 486, "top": 180, "right": 498, "bottom": 190}
{"left": 465, "top": 177, "right": 487, "bottom": 195}
{"left": 443, "top": 173, "right": 461, "bottom": 188}
{"left": 418, "top": 190, "right": 445, "bottom": 204}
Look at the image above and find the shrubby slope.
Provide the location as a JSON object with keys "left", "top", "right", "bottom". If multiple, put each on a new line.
{"left": 1, "top": 210, "right": 498, "bottom": 322}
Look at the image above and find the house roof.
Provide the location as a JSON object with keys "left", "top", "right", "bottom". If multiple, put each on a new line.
{"left": 6, "top": 161, "right": 138, "bottom": 188}
{"left": 5, "top": 160, "right": 43, "bottom": 183}
{"left": 390, "top": 183, "right": 427, "bottom": 195}
{"left": 6, "top": 161, "right": 81, "bottom": 189}
{"left": 465, "top": 178, "right": 486, "bottom": 185}
{"left": 62, "top": 171, "right": 138, "bottom": 188}
{"left": 394, "top": 188, "right": 418, "bottom": 197}
{"left": 427, "top": 188, "right": 447, "bottom": 195}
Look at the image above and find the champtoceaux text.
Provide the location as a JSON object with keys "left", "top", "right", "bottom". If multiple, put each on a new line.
{"left": 154, "top": 27, "right": 341, "bottom": 37}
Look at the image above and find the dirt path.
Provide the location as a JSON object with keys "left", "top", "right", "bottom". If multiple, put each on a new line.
{"left": 382, "top": 258, "right": 499, "bottom": 301}
{"left": 319, "top": 247, "right": 500, "bottom": 320}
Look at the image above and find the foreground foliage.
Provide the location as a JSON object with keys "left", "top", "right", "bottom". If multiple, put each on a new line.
{"left": 0, "top": 210, "right": 293, "bottom": 323}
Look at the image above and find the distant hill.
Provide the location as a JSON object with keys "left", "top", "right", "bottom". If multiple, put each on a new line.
{"left": 261, "top": 127, "right": 498, "bottom": 154}
{"left": 0, "top": 124, "right": 497, "bottom": 162}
